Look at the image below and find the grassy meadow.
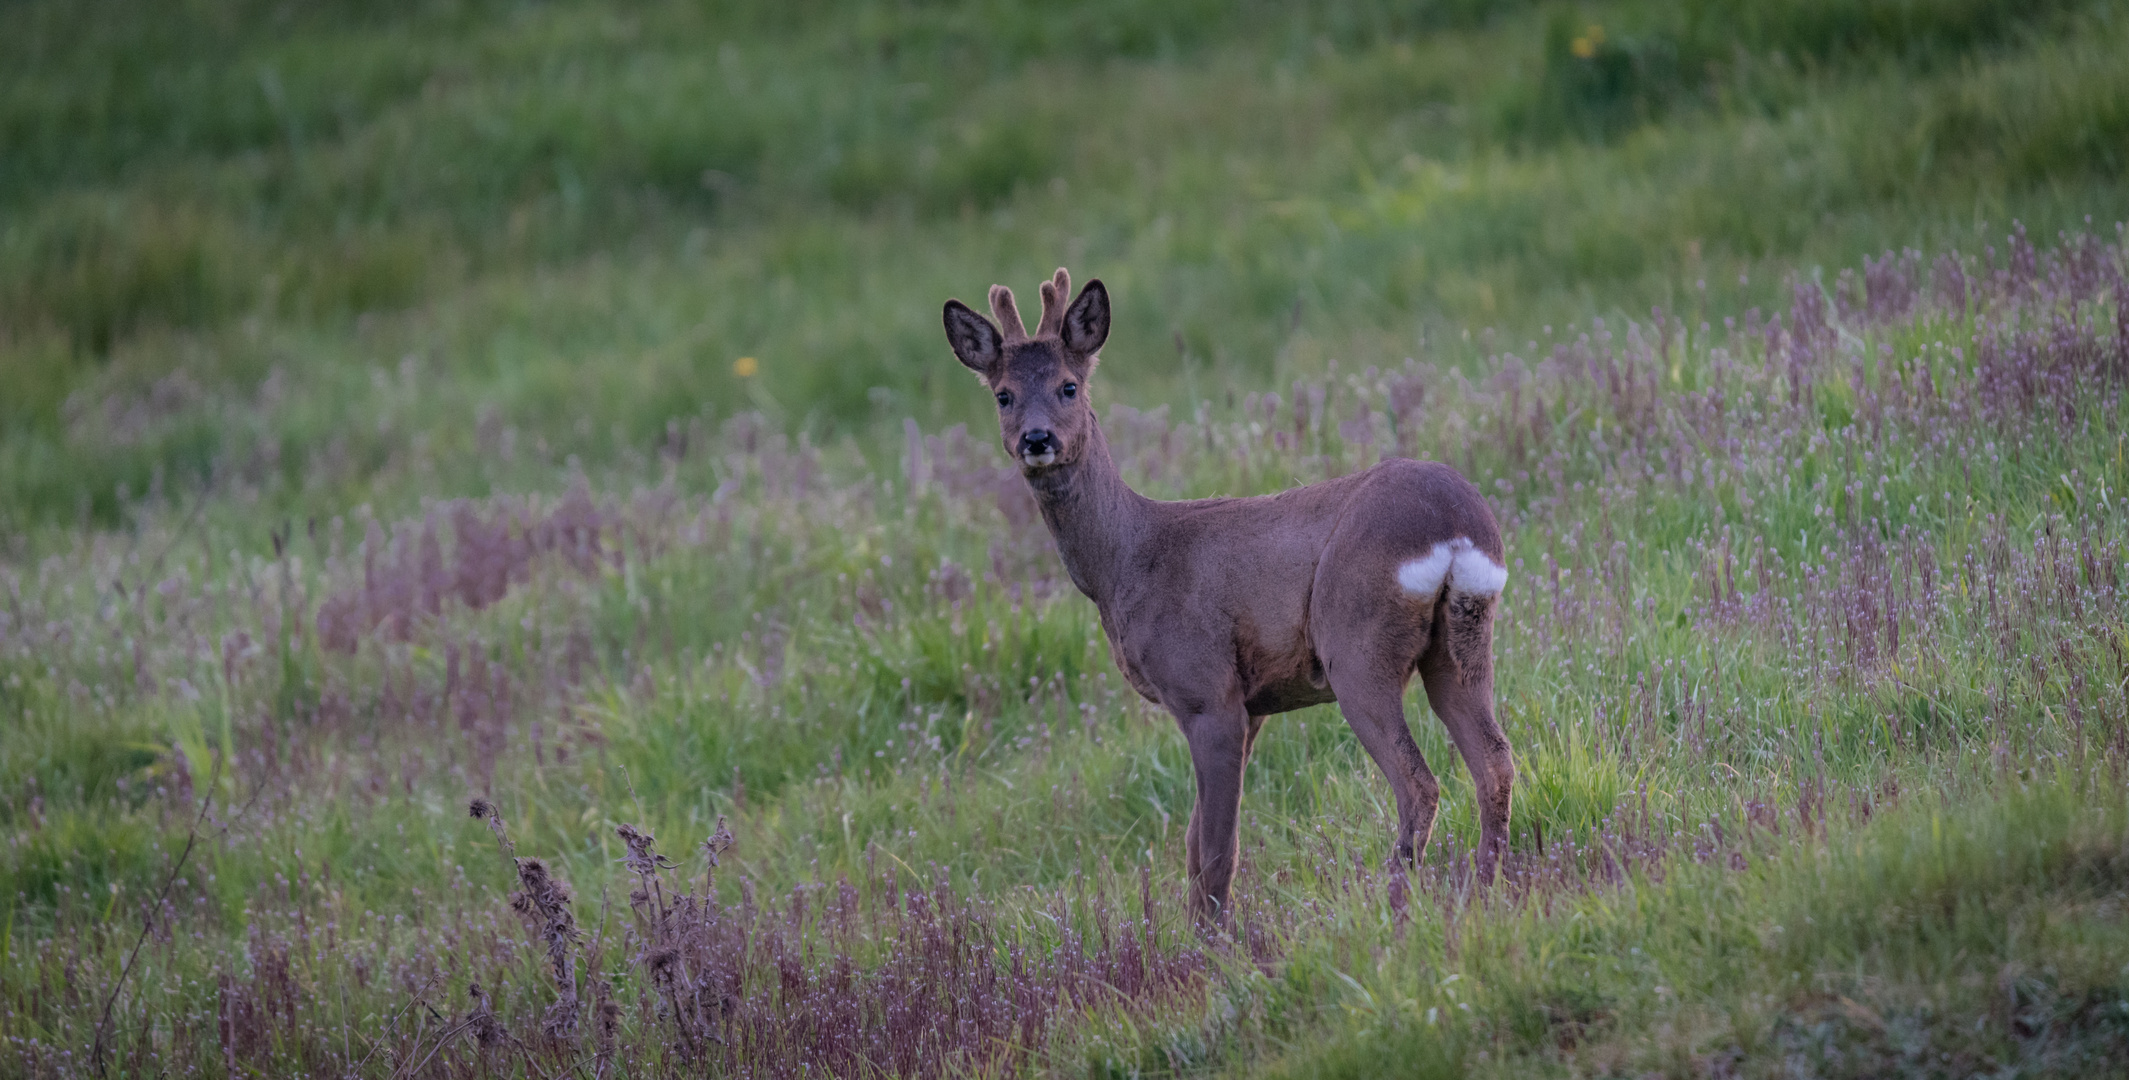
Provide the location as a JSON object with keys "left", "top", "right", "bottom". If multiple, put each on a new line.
{"left": 4, "top": 0, "right": 2129, "bottom": 1076}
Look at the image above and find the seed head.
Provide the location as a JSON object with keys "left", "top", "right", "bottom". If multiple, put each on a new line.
{"left": 465, "top": 981, "right": 506, "bottom": 1049}
{"left": 615, "top": 823, "right": 676, "bottom": 878}
{"left": 471, "top": 797, "right": 514, "bottom": 854}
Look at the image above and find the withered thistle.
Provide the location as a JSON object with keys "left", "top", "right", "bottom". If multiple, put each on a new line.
{"left": 510, "top": 857, "right": 582, "bottom": 1040}
{"left": 593, "top": 992, "right": 622, "bottom": 1080}
{"left": 702, "top": 815, "right": 736, "bottom": 897}
{"left": 464, "top": 981, "right": 505, "bottom": 1051}
{"left": 616, "top": 822, "right": 678, "bottom": 928}
{"left": 469, "top": 797, "right": 514, "bottom": 856}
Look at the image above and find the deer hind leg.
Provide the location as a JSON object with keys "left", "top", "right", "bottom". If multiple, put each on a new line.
{"left": 1177, "top": 705, "right": 1250, "bottom": 929}
{"left": 1419, "top": 592, "right": 1514, "bottom": 887}
{"left": 1326, "top": 659, "right": 1442, "bottom": 869}
{"left": 1242, "top": 713, "right": 1268, "bottom": 766}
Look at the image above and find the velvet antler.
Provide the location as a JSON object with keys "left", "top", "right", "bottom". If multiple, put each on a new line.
{"left": 1035, "top": 267, "right": 1071, "bottom": 340}
{"left": 988, "top": 284, "right": 1030, "bottom": 344}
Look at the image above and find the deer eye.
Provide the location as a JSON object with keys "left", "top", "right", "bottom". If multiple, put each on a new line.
{"left": 995, "top": 390, "right": 1013, "bottom": 409}
{"left": 1060, "top": 382, "right": 1078, "bottom": 399}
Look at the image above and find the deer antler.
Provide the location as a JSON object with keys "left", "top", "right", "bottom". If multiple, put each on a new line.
{"left": 987, "top": 268, "right": 1073, "bottom": 344}
{"left": 1035, "top": 267, "right": 1071, "bottom": 340}
{"left": 988, "top": 285, "right": 1030, "bottom": 344}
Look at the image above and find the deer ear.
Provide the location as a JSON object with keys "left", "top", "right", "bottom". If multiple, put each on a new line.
{"left": 943, "top": 299, "right": 1004, "bottom": 376}
{"left": 1060, "top": 279, "right": 1110, "bottom": 357}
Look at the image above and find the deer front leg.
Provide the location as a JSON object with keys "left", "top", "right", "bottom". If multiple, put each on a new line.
{"left": 1177, "top": 705, "right": 1250, "bottom": 929}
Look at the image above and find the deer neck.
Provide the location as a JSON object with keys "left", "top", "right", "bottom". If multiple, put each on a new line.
{"left": 1025, "top": 411, "right": 1146, "bottom": 604}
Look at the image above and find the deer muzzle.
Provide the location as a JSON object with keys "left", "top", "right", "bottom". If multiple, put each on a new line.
{"left": 1018, "top": 429, "right": 1060, "bottom": 468}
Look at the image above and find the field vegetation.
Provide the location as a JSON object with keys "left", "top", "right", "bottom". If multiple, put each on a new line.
{"left": 4, "top": 0, "right": 2129, "bottom": 1076}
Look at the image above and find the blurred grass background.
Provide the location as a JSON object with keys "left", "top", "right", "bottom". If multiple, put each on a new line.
{"left": 6, "top": 0, "right": 2126, "bottom": 530}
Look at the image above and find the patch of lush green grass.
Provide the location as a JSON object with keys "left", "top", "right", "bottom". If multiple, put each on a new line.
{"left": 1227, "top": 780, "right": 2129, "bottom": 1078}
{"left": 4, "top": 0, "right": 2127, "bottom": 531}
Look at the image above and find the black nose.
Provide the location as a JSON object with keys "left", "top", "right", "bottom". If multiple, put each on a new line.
{"left": 1019, "top": 430, "right": 1057, "bottom": 456}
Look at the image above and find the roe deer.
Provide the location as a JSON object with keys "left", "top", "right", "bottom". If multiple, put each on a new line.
{"left": 942, "top": 269, "right": 1515, "bottom": 926}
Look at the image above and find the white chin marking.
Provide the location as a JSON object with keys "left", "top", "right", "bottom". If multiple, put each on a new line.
{"left": 1397, "top": 538, "right": 1507, "bottom": 598}
{"left": 1021, "top": 451, "right": 1057, "bottom": 468}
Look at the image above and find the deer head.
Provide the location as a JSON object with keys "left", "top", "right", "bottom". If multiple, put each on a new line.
{"left": 942, "top": 268, "right": 1110, "bottom": 481}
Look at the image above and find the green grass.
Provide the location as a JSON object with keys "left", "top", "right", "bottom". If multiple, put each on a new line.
{"left": 1231, "top": 781, "right": 2129, "bottom": 1078}
{"left": 4, "top": 0, "right": 2129, "bottom": 1076}
{"left": 4, "top": 0, "right": 2127, "bottom": 530}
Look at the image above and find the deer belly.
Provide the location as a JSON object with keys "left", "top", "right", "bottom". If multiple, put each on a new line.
{"left": 1244, "top": 674, "right": 1336, "bottom": 715}
{"left": 1232, "top": 622, "right": 1332, "bottom": 716}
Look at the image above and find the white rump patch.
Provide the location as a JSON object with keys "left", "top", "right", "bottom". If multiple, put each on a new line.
{"left": 1396, "top": 538, "right": 1508, "bottom": 599}
{"left": 1394, "top": 545, "right": 1453, "bottom": 597}
{"left": 1449, "top": 543, "right": 1508, "bottom": 597}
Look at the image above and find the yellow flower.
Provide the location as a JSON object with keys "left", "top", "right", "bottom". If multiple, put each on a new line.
{"left": 1571, "top": 36, "right": 1595, "bottom": 59}
{"left": 732, "top": 356, "right": 759, "bottom": 378}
